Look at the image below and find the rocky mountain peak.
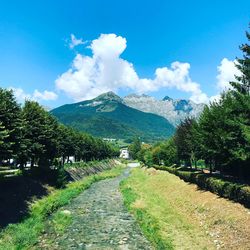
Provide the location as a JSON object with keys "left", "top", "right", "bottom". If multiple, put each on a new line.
{"left": 94, "top": 91, "right": 123, "bottom": 103}
{"left": 123, "top": 93, "right": 205, "bottom": 126}
{"left": 174, "top": 99, "right": 192, "bottom": 112}
{"left": 162, "top": 96, "right": 173, "bottom": 101}
{"left": 124, "top": 93, "right": 151, "bottom": 99}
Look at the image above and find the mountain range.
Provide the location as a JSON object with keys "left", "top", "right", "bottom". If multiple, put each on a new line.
{"left": 124, "top": 94, "right": 205, "bottom": 126}
{"left": 51, "top": 92, "right": 205, "bottom": 142}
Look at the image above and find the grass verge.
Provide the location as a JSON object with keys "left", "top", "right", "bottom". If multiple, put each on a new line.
{"left": 120, "top": 167, "right": 217, "bottom": 250}
{"left": 120, "top": 169, "right": 174, "bottom": 250}
{"left": 0, "top": 165, "right": 124, "bottom": 249}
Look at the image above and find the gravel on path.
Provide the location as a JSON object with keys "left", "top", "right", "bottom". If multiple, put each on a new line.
{"left": 40, "top": 167, "right": 152, "bottom": 250}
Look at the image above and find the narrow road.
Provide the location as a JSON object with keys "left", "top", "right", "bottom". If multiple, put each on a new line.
{"left": 40, "top": 166, "right": 152, "bottom": 250}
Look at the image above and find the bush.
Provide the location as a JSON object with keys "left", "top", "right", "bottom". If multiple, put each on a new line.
{"left": 56, "top": 166, "right": 68, "bottom": 188}
{"left": 154, "top": 166, "right": 250, "bottom": 208}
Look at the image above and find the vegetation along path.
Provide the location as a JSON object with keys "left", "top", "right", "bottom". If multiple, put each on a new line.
{"left": 39, "top": 165, "right": 152, "bottom": 250}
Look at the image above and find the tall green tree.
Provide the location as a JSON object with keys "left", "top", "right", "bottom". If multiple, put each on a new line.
{"left": 174, "top": 118, "right": 194, "bottom": 167}
{"left": 230, "top": 29, "right": 250, "bottom": 95}
{"left": 226, "top": 27, "right": 250, "bottom": 176}
{"left": 160, "top": 138, "right": 178, "bottom": 167}
{"left": 22, "top": 100, "right": 59, "bottom": 168}
{"left": 0, "top": 88, "right": 22, "bottom": 162}
{"left": 128, "top": 137, "right": 142, "bottom": 159}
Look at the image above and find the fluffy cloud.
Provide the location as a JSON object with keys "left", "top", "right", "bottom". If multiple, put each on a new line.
{"left": 69, "top": 34, "right": 85, "bottom": 49}
{"left": 33, "top": 89, "right": 58, "bottom": 101}
{"left": 56, "top": 33, "right": 208, "bottom": 103}
{"left": 10, "top": 87, "right": 31, "bottom": 101}
{"left": 210, "top": 58, "right": 241, "bottom": 102}
{"left": 216, "top": 58, "right": 240, "bottom": 92}
{"left": 10, "top": 87, "right": 58, "bottom": 103}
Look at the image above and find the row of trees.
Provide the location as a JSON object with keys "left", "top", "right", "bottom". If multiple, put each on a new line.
{"left": 131, "top": 29, "right": 250, "bottom": 179}
{"left": 0, "top": 89, "right": 119, "bottom": 170}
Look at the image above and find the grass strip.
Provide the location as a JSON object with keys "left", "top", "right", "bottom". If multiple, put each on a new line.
{"left": 120, "top": 170, "right": 174, "bottom": 250}
{"left": 0, "top": 165, "right": 124, "bottom": 249}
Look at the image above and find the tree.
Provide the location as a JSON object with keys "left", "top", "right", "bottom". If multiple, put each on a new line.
{"left": 0, "top": 122, "right": 9, "bottom": 146}
{"left": 143, "top": 150, "right": 154, "bottom": 167}
{"left": 230, "top": 29, "right": 250, "bottom": 95}
{"left": 22, "top": 100, "right": 59, "bottom": 168}
{"left": 0, "top": 88, "right": 22, "bottom": 162}
{"left": 174, "top": 118, "right": 195, "bottom": 167}
{"left": 38, "top": 112, "right": 59, "bottom": 168}
{"left": 160, "top": 138, "right": 178, "bottom": 166}
{"left": 223, "top": 27, "right": 250, "bottom": 177}
{"left": 128, "top": 137, "right": 142, "bottom": 159}
{"left": 219, "top": 92, "right": 250, "bottom": 177}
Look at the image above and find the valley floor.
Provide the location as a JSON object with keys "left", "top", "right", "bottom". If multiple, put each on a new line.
{"left": 121, "top": 167, "right": 250, "bottom": 249}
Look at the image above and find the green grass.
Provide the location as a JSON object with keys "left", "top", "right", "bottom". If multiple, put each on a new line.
{"left": 120, "top": 168, "right": 215, "bottom": 250}
{"left": 121, "top": 182, "right": 172, "bottom": 250}
{"left": 0, "top": 165, "right": 124, "bottom": 249}
{"left": 50, "top": 210, "right": 73, "bottom": 234}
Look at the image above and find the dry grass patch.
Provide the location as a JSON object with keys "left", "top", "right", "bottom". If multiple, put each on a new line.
{"left": 121, "top": 167, "right": 250, "bottom": 250}
{"left": 132, "top": 199, "right": 147, "bottom": 210}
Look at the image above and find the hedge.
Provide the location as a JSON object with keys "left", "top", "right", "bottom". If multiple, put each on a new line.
{"left": 154, "top": 165, "right": 250, "bottom": 208}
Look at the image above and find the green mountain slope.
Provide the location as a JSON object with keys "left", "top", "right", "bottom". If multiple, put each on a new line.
{"left": 51, "top": 92, "right": 175, "bottom": 142}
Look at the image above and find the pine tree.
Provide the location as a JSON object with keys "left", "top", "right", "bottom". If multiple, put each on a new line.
{"left": 227, "top": 27, "right": 250, "bottom": 177}
{"left": 230, "top": 28, "right": 250, "bottom": 94}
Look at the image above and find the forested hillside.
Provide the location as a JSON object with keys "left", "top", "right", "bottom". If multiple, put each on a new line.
{"left": 51, "top": 92, "right": 175, "bottom": 142}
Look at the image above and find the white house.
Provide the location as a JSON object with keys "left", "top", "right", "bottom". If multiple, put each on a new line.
{"left": 120, "top": 148, "right": 129, "bottom": 159}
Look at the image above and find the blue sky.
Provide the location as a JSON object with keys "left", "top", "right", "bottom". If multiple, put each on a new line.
{"left": 0, "top": 0, "right": 249, "bottom": 107}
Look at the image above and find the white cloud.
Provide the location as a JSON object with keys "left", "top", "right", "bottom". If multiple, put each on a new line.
{"left": 10, "top": 87, "right": 58, "bottom": 103}
{"left": 33, "top": 89, "right": 58, "bottom": 101}
{"left": 216, "top": 58, "right": 240, "bottom": 92}
{"left": 209, "top": 58, "right": 241, "bottom": 102}
{"left": 10, "top": 87, "right": 31, "bottom": 102}
{"left": 69, "top": 34, "right": 85, "bottom": 49}
{"left": 56, "top": 33, "right": 208, "bottom": 103}
{"left": 209, "top": 94, "right": 221, "bottom": 103}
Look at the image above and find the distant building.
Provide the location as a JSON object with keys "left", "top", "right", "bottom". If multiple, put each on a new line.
{"left": 103, "top": 138, "right": 117, "bottom": 142}
{"left": 68, "top": 156, "right": 76, "bottom": 163}
{"left": 120, "top": 148, "right": 129, "bottom": 159}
